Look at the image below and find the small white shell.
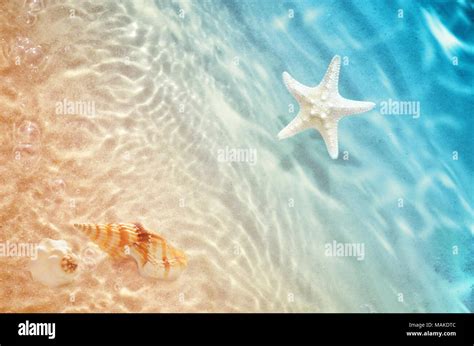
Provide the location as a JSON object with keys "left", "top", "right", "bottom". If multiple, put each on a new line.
{"left": 28, "top": 238, "right": 78, "bottom": 287}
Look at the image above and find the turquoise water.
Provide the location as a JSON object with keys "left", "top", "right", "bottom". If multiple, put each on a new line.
{"left": 178, "top": 0, "right": 473, "bottom": 311}
{"left": 2, "top": 0, "right": 471, "bottom": 312}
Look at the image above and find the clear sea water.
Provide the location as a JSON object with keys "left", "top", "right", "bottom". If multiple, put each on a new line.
{"left": 204, "top": 0, "right": 474, "bottom": 312}
{"left": 0, "top": 0, "right": 472, "bottom": 312}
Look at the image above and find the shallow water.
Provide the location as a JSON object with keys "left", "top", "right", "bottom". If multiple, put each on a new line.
{"left": 0, "top": 0, "right": 472, "bottom": 312}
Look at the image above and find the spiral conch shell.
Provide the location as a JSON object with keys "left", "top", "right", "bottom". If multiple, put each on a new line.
{"left": 28, "top": 238, "right": 79, "bottom": 287}
{"left": 73, "top": 223, "right": 187, "bottom": 280}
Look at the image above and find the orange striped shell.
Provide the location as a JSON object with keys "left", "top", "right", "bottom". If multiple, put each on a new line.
{"left": 74, "top": 223, "right": 187, "bottom": 280}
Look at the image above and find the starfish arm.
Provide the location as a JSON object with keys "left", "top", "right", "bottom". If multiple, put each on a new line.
{"left": 278, "top": 115, "right": 311, "bottom": 140}
{"left": 319, "top": 55, "right": 341, "bottom": 92}
{"left": 282, "top": 71, "right": 312, "bottom": 103}
{"left": 313, "top": 120, "right": 339, "bottom": 159}
{"left": 331, "top": 97, "right": 375, "bottom": 118}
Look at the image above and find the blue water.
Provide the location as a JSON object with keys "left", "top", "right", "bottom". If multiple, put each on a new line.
{"left": 2, "top": 0, "right": 472, "bottom": 313}
{"left": 196, "top": 0, "right": 473, "bottom": 311}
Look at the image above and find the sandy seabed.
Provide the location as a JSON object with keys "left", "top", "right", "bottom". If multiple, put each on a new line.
{"left": 0, "top": 0, "right": 319, "bottom": 313}
{"left": 0, "top": 0, "right": 470, "bottom": 313}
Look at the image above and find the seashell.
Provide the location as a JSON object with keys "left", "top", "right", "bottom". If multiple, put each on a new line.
{"left": 28, "top": 238, "right": 79, "bottom": 287}
{"left": 73, "top": 223, "right": 187, "bottom": 280}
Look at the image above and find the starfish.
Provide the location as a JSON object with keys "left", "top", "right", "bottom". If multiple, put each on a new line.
{"left": 278, "top": 55, "right": 375, "bottom": 159}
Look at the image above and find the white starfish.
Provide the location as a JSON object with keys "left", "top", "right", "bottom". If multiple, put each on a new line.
{"left": 278, "top": 55, "right": 375, "bottom": 159}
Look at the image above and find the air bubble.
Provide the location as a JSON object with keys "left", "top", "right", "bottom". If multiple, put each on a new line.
{"left": 18, "top": 11, "right": 38, "bottom": 26}
{"left": 24, "top": 0, "right": 45, "bottom": 13}
{"left": 80, "top": 246, "right": 101, "bottom": 271}
{"left": 13, "top": 143, "right": 41, "bottom": 171}
{"left": 49, "top": 178, "right": 66, "bottom": 195}
{"left": 9, "top": 37, "right": 46, "bottom": 69}
{"left": 16, "top": 120, "right": 41, "bottom": 145}
{"left": 24, "top": 46, "right": 45, "bottom": 68}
